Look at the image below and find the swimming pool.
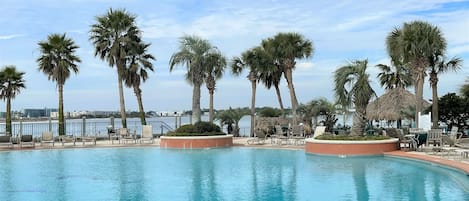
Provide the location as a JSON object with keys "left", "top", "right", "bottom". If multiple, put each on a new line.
{"left": 0, "top": 148, "right": 468, "bottom": 201}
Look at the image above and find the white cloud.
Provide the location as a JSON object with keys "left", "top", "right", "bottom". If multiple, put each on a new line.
{"left": 0, "top": 34, "right": 23, "bottom": 40}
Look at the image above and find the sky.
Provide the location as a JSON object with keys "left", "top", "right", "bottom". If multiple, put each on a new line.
{"left": 0, "top": 0, "right": 468, "bottom": 112}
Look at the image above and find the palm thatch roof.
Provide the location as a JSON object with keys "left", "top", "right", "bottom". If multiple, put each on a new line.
{"left": 366, "top": 88, "right": 431, "bottom": 120}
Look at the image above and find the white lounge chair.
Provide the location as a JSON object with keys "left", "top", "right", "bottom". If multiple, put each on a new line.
{"left": 59, "top": 135, "right": 76, "bottom": 146}
{"left": 140, "top": 125, "right": 154, "bottom": 144}
{"left": 247, "top": 129, "right": 266, "bottom": 145}
{"left": 40, "top": 132, "right": 54, "bottom": 147}
{"left": 312, "top": 126, "right": 326, "bottom": 139}
{"left": 119, "top": 128, "right": 136, "bottom": 144}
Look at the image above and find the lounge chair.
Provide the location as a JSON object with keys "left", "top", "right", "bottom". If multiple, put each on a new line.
{"left": 273, "top": 125, "right": 288, "bottom": 145}
{"left": 290, "top": 125, "right": 305, "bottom": 145}
{"left": 426, "top": 129, "right": 442, "bottom": 147}
{"left": 40, "top": 132, "right": 55, "bottom": 147}
{"left": 81, "top": 134, "right": 97, "bottom": 146}
{"left": 0, "top": 135, "right": 13, "bottom": 148}
{"left": 20, "top": 134, "right": 35, "bottom": 148}
{"left": 312, "top": 126, "right": 326, "bottom": 139}
{"left": 59, "top": 135, "right": 76, "bottom": 146}
{"left": 140, "top": 125, "right": 154, "bottom": 144}
{"left": 247, "top": 129, "right": 266, "bottom": 145}
{"left": 119, "top": 128, "right": 136, "bottom": 144}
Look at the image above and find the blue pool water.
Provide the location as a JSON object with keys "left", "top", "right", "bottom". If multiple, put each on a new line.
{"left": 0, "top": 148, "right": 468, "bottom": 201}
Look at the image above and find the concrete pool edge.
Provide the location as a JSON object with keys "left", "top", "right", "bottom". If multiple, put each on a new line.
{"left": 305, "top": 138, "right": 399, "bottom": 155}
{"left": 160, "top": 135, "right": 233, "bottom": 149}
{"left": 384, "top": 151, "right": 469, "bottom": 176}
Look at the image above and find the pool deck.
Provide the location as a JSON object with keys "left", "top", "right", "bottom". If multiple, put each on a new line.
{"left": 1, "top": 137, "right": 468, "bottom": 174}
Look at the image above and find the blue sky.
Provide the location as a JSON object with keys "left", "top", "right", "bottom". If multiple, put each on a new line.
{"left": 0, "top": 0, "right": 468, "bottom": 112}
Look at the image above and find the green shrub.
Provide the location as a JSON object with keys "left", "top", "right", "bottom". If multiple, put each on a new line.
{"left": 194, "top": 121, "right": 221, "bottom": 133}
{"left": 316, "top": 134, "right": 391, "bottom": 141}
{"left": 168, "top": 121, "right": 224, "bottom": 136}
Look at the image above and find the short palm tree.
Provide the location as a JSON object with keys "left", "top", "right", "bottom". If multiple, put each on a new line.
{"left": 124, "top": 42, "right": 155, "bottom": 125}
{"left": 428, "top": 55, "right": 462, "bottom": 128}
{"left": 0, "top": 66, "right": 25, "bottom": 135}
{"left": 170, "top": 35, "right": 218, "bottom": 124}
{"left": 37, "top": 33, "right": 80, "bottom": 136}
{"left": 232, "top": 46, "right": 270, "bottom": 137}
{"left": 204, "top": 50, "right": 227, "bottom": 123}
{"left": 376, "top": 62, "right": 413, "bottom": 90}
{"left": 89, "top": 8, "right": 141, "bottom": 128}
{"left": 386, "top": 21, "right": 447, "bottom": 127}
{"left": 334, "top": 60, "right": 375, "bottom": 136}
{"left": 297, "top": 98, "right": 332, "bottom": 130}
{"left": 262, "top": 32, "right": 313, "bottom": 123}
{"left": 215, "top": 107, "right": 249, "bottom": 137}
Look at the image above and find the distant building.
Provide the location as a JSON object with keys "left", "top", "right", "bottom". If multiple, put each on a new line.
{"left": 22, "top": 108, "right": 57, "bottom": 118}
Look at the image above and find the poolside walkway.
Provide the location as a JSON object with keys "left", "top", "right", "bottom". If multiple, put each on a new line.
{"left": 1, "top": 136, "right": 468, "bottom": 174}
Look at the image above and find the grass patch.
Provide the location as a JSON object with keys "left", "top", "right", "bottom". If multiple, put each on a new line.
{"left": 316, "top": 134, "right": 391, "bottom": 141}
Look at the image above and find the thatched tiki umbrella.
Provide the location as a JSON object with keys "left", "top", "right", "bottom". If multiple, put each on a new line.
{"left": 366, "top": 88, "right": 430, "bottom": 128}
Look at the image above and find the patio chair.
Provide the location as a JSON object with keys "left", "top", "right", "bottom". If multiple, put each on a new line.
{"left": 140, "top": 125, "right": 154, "bottom": 144}
{"left": 59, "top": 135, "right": 76, "bottom": 146}
{"left": 40, "top": 132, "right": 55, "bottom": 147}
{"left": 19, "top": 134, "right": 35, "bottom": 148}
{"left": 81, "top": 133, "right": 97, "bottom": 146}
{"left": 426, "top": 129, "right": 443, "bottom": 147}
{"left": 290, "top": 125, "right": 306, "bottom": 145}
{"left": 274, "top": 125, "right": 288, "bottom": 145}
{"left": 119, "top": 128, "right": 136, "bottom": 144}
{"left": 312, "top": 126, "right": 326, "bottom": 139}
{"left": 247, "top": 129, "right": 266, "bottom": 145}
{"left": 0, "top": 135, "right": 13, "bottom": 148}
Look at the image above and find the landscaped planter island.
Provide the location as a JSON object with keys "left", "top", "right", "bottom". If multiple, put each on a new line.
{"left": 160, "top": 135, "right": 233, "bottom": 149}
{"left": 305, "top": 138, "right": 399, "bottom": 155}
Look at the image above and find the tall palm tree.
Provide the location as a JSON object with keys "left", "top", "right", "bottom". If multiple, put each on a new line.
{"left": 37, "top": 33, "right": 80, "bottom": 136}
{"left": 334, "top": 60, "right": 375, "bottom": 136}
{"left": 204, "top": 50, "right": 227, "bottom": 123}
{"left": 124, "top": 42, "right": 155, "bottom": 125}
{"left": 262, "top": 32, "right": 313, "bottom": 123}
{"left": 0, "top": 66, "right": 25, "bottom": 135}
{"left": 258, "top": 57, "right": 284, "bottom": 112}
{"left": 89, "top": 8, "right": 141, "bottom": 128}
{"left": 428, "top": 55, "right": 462, "bottom": 128}
{"left": 376, "top": 62, "right": 413, "bottom": 90}
{"left": 386, "top": 21, "right": 447, "bottom": 127}
{"left": 232, "top": 46, "right": 270, "bottom": 137}
{"left": 170, "top": 35, "right": 218, "bottom": 124}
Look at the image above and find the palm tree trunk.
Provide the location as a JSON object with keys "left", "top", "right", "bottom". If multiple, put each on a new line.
{"left": 58, "top": 83, "right": 65, "bottom": 135}
{"left": 250, "top": 74, "right": 257, "bottom": 137}
{"left": 192, "top": 82, "right": 202, "bottom": 124}
{"left": 134, "top": 86, "right": 146, "bottom": 125}
{"left": 209, "top": 89, "right": 214, "bottom": 123}
{"left": 284, "top": 67, "right": 299, "bottom": 124}
{"left": 430, "top": 72, "right": 439, "bottom": 129}
{"left": 274, "top": 84, "right": 285, "bottom": 112}
{"left": 415, "top": 74, "right": 424, "bottom": 128}
{"left": 351, "top": 107, "right": 366, "bottom": 136}
{"left": 117, "top": 70, "right": 127, "bottom": 128}
{"left": 5, "top": 97, "right": 11, "bottom": 135}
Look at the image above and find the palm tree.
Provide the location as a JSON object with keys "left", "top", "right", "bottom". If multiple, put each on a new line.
{"left": 262, "top": 32, "right": 313, "bottom": 123}
{"left": 124, "top": 42, "right": 155, "bottom": 125}
{"left": 37, "top": 33, "right": 80, "bottom": 136}
{"left": 376, "top": 62, "right": 413, "bottom": 90}
{"left": 89, "top": 8, "right": 141, "bottom": 128}
{"left": 0, "top": 66, "right": 25, "bottom": 135}
{"left": 204, "top": 49, "right": 227, "bottom": 123}
{"left": 215, "top": 107, "right": 249, "bottom": 137}
{"left": 428, "top": 55, "right": 462, "bottom": 128}
{"left": 334, "top": 60, "right": 375, "bottom": 136}
{"left": 170, "top": 35, "right": 218, "bottom": 124}
{"left": 232, "top": 46, "right": 270, "bottom": 137}
{"left": 386, "top": 21, "right": 447, "bottom": 127}
{"left": 258, "top": 58, "right": 284, "bottom": 112}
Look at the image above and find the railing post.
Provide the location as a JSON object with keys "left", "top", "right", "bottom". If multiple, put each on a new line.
{"left": 82, "top": 116, "right": 86, "bottom": 137}
{"left": 110, "top": 116, "right": 115, "bottom": 129}
{"left": 48, "top": 117, "right": 52, "bottom": 132}
{"left": 19, "top": 117, "right": 23, "bottom": 136}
